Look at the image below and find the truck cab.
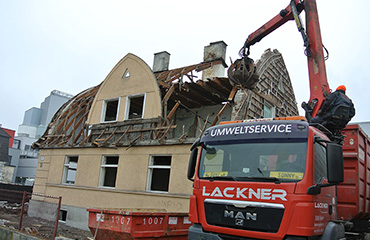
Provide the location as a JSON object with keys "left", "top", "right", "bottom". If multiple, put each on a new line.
{"left": 187, "top": 118, "right": 344, "bottom": 240}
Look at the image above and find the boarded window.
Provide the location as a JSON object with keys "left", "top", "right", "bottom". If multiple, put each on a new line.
{"left": 100, "top": 156, "right": 119, "bottom": 188}
{"left": 103, "top": 99, "right": 119, "bottom": 122}
{"left": 63, "top": 156, "right": 78, "bottom": 184}
{"left": 147, "top": 156, "right": 171, "bottom": 192}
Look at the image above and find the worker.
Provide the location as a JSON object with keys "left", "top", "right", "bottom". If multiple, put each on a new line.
{"left": 311, "top": 85, "right": 355, "bottom": 133}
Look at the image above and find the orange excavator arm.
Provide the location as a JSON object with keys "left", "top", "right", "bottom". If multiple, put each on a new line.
{"left": 237, "top": 0, "right": 330, "bottom": 118}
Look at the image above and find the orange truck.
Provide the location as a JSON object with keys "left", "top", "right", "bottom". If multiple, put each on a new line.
{"left": 187, "top": 120, "right": 369, "bottom": 239}
{"left": 187, "top": 0, "right": 368, "bottom": 239}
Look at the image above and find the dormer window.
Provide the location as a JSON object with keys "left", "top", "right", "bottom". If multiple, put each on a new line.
{"left": 102, "top": 98, "right": 120, "bottom": 122}
{"left": 125, "top": 94, "right": 145, "bottom": 120}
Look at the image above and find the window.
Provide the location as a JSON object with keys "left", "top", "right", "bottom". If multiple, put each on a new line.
{"left": 122, "top": 69, "right": 130, "bottom": 79}
{"left": 59, "top": 210, "right": 67, "bottom": 222}
{"left": 102, "top": 98, "right": 119, "bottom": 122}
{"left": 314, "top": 142, "right": 327, "bottom": 184}
{"left": 147, "top": 156, "right": 171, "bottom": 192}
{"left": 278, "top": 76, "right": 285, "bottom": 93}
{"left": 263, "top": 101, "right": 275, "bottom": 118}
{"left": 13, "top": 139, "right": 20, "bottom": 149}
{"left": 199, "top": 141, "right": 307, "bottom": 182}
{"left": 63, "top": 156, "right": 78, "bottom": 184}
{"left": 100, "top": 156, "right": 119, "bottom": 188}
{"left": 125, "top": 94, "right": 145, "bottom": 120}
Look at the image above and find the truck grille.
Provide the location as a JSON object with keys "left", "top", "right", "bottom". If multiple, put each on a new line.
{"left": 204, "top": 199, "right": 284, "bottom": 233}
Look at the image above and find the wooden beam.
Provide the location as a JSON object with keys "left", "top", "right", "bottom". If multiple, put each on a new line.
{"left": 158, "top": 120, "right": 174, "bottom": 141}
{"left": 126, "top": 135, "right": 141, "bottom": 150}
{"left": 102, "top": 128, "right": 118, "bottom": 145}
{"left": 78, "top": 128, "right": 92, "bottom": 146}
{"left": 228, "top": 85, "right": 239, "bottom": 101}
{"left": 211, "top": 103, "right": 229, "bottom": 126}
{"left": 115, "top": 126, "right": 131, "bottom": 145}
{"left": 162, "top": 84, "right": 176, "bottom": 103}
{"left": 198, "top": 114, "right": 210, "bottom": 138}
{"left": 167, "top": 101, "right": 180, "bottom": 120}
{"left": 157, "top": 79, "right": 171, "bottom": 88}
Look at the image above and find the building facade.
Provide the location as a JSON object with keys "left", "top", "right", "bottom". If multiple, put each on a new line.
{"left": 30, "top": 42, "right": 299, "bottom": 230}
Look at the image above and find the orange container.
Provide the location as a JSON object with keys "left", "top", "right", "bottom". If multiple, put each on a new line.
{"left": 87, "top": 208, "right": 192, "bottom": 240}
{"left": 337, "top": 124, "right": 370, "bottom": 220}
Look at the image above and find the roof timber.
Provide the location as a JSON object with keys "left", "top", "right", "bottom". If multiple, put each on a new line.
{"left": 32, "top": 59, "right": 235, "bottom": 149}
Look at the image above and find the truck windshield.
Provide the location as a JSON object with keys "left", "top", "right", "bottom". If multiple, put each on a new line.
{"left": 199, "top": 141, "right": 307, "bottom": 182}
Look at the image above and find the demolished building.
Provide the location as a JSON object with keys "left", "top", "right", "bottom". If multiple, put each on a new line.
{"left": 30, "top": 41, "right": 299, "bottom": 230}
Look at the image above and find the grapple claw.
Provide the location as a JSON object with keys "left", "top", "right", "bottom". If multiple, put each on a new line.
{"left": 228, "top": 57, "right": 259, "bottom": 89}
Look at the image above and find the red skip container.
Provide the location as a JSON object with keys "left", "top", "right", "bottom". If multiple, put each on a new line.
{"left": 87, "top": 208, "right": 192, "bottom": 240}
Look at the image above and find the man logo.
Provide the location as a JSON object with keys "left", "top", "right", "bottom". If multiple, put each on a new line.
{"left": 224, "top": 210, "right": 257, "bottom": 221}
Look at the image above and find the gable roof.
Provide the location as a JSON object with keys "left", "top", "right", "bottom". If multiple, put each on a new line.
{"left": 0, "top": 128, "right": 11, "bottom": 139}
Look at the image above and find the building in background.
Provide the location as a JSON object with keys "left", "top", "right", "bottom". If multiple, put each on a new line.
{"left": 8, "top": 90, "right": 73, "bottom": 184}
{"left": 0, "top": 127, "right": 15, "bottom": 183}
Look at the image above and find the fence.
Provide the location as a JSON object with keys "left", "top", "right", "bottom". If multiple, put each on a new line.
{"left": 0, "top": 182, "right": 32, "bottom": 203}
{"left": 0, "top": 189, "right": 62, "bottom": 240}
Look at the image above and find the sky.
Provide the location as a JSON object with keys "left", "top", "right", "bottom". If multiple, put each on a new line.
{"left": 1, "top": 0, "right": 369, "bottom": 132}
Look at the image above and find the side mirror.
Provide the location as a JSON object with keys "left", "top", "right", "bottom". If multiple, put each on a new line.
{"left": 327, "top": 142, "right": 344, "bottom": 184}
{"left": 187, "top": 148, "right": 198, "bottom": 181}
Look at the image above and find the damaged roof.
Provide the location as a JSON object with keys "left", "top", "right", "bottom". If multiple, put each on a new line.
{"left": 33, "top": 59, "right": 236, "bottom": 149}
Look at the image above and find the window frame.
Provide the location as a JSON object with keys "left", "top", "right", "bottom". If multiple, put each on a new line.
{"left": 124, "top": 93, "right": 146, "bottom": 120}
{"left": 62, "top": 156, "right": 79, "bottom": 185}
{"left": 101, "top": 97, "right": 120, "bottom": 123}
{"left": 314, "top": 141, "right": 328, "bottom": 184}
{"left": 99, "top": 155, "right": 119, "bottom": 188}
{"left": 263, "top": 100, "right": 275, "bottom": 118}
{"left": 146, "top": 155, "right": 171, "bottom": 193}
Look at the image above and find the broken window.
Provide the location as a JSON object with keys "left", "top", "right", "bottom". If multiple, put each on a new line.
{"left": 102, "top": 98, "right": 119, "bottom": 122}
{"left": 62, "top": 156, "right": 78, "bottom": 184}
{"left": 125, "top": 94, "right": 145, "bottom": 120}
{"left": 263, "top": 100, "right": 275, "bottom": 118}
{"left": 100, "top": 156, "right": 119, "bottom": 188}
{"left": 147, "top": 155, "right": 171, "bottom": 192}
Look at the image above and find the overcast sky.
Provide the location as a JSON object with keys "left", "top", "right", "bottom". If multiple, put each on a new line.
{"left": 1, "top": 0, "right": 369, "bottom": 132}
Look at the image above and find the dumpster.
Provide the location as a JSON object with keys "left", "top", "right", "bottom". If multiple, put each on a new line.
{"left": 87, "top": 208, "right": 192, "bottom": 240}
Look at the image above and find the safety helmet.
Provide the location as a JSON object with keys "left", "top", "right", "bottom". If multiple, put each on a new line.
{"left": 336, "top": 85, "right": 346, "bottom": 92}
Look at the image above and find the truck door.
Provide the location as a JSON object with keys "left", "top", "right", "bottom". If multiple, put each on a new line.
{"left": 312, "top": 140, "right": 336, "bottom": 235}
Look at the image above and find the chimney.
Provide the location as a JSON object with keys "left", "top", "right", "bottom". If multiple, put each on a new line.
{"left": 153, "top": 51, "right": 170, "bottom": 72}
{"left": 202, "top": 41, "right": 227, "bottom": 80}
